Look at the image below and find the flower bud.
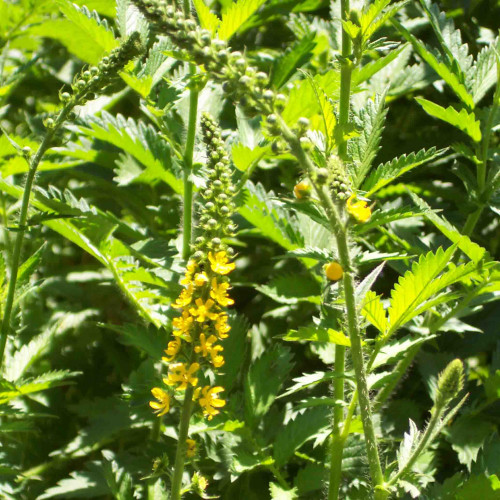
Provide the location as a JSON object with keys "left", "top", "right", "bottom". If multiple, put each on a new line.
{"left": 294, "top": 180, "right": 311, "bottom": 200}
{"left": 435, "top": 359, "right": 464, "bottom": 407}
{"left": 325, "top": 262, "right": 343, "bottom": 281}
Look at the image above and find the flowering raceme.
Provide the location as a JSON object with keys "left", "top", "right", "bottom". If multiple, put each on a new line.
{"left": 149, "top": 112, "right": 236, "bottom": 431}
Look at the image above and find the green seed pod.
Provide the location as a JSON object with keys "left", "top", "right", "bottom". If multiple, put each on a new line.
{"left": 316, "top": 168, "right": 329, "bottom": 183}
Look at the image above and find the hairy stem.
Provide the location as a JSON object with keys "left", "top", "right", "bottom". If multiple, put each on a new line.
{"left": 328, "top": 0, "right": 353, "bottom": 495}
{"left": 182, "top": 65, "right": 199, "bottom": 261}
{"left": 0, "top": 106, "right": 72, "bottom": 370}
{"left": 170, "top": 384, "right": 195, "bottom": 500}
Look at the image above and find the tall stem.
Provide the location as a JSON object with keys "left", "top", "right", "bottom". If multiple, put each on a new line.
{"left": 170, "top": 385, "right": 195, "bottom": 500}
{"left": 0, "top": 107, "right": 71, "bottom": 370}
{"left": 182, "top": 64, "right": 199, "bottom": 261}
{"left": 327, "top": 0, "right": 353, "bottom": 496}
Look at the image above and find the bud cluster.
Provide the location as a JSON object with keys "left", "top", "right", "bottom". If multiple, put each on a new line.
{"left": 193, "top": 113, "right": 237, "bottom": 259}
{"left": 58, "top": 33, "right": 143, "bottom": 112}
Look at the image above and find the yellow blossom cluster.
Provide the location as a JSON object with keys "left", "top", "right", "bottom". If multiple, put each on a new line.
{"left": 149, "top": 250, "right": 235, "bottom": 422}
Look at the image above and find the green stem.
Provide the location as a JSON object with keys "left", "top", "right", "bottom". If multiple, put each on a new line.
{"left": 182, "top": 64, "right": 199, "bottom": 261}
{"left": 0, "top": 190, "right": 12, "bottom": 265}
{"left": 170, "top": 384, "right": 195, "bottom": 500}
{"left": 328, "top": 346, "right": 346, "bottom": 500}
{"left": 277, "top": 114, "right": 385, "bottom": 495}
{"left": 0, "top": 106, "right": 72, "bottom": 370}
{"left": 327, "top": 1, "right": 353, "bottom": 495}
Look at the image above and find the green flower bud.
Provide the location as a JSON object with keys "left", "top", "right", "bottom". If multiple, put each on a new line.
{"left": 316, "top": 168, "right": 329, "bottom": 183}
{"left": 435, "top": 359, "right": 464, "bottom": 407}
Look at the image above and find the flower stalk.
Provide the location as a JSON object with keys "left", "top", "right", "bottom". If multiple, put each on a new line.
{"left": 0, "top": 34, "right": 142, "bottom": 370}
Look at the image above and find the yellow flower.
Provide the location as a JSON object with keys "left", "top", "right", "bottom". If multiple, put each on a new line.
{"left": 172, "top": 310, "right": 194, "bottom": 341}
{"left": 164, "top": 362, "right": 200, "bottom": 390}
{"left": 194, "top": 333, "right": 218, "bottom": 358}
{"left": 194, "top": 272, "right": 209, "bottom": 287}
{"left": 189, "top": 298, "right": 218, "bottom": 323}
{"left": 208, "top": 251, "right": 235, "bottom": 275}
{"left": 209, "top": 344, "right": 224, "bottom": 368}
{"left": 325, "top": 261, "right": 343, "bottom": 281}
{"left": 180, "top": 260, "right": 197, "bottom": 285}
{"left": 172, "top": 285, "right": 194, "bottom": 309}
{"left": 293, "top": 180, "right": 311, "bottom": 199}
{"left": 210, "top": 278, "right": 234, "bottom": 306}
{"left": 199, "top": 386, "right": 226, "bottom": 420}
{"left": 214, "top": 313, "right": 231, "bottom": 339}
{"left": 346, "top": 194, "right": 371, "bottom": 223}
{"left": 149, "top": 387, "right": 170, "bottom": 416}
{"left": 186, "top": 438, "right": 196, "bottom": 458}
{"left": 162, "top": 337, "right": 182, "bottom": 362}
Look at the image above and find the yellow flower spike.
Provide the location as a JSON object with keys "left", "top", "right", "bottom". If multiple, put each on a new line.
{"left": 293, "top": 180, "right": 311, "bottom": 199}
{"left": 162, "top": 337, "right": 182, "bottom": 362}
{"left": 214, "top": 313, "right": 231, "bottom": 339}
{"left": 199, "top": 386, "right": 226, "bottom": 420}
{"left": 194, "top": 272, "right": 209, "bottom": 287}
{"left": 172, "top": 310, "right": 194, "bottom": 341}
{"left": 208, "top": 251, "right": 235, "bottom": 275}
{"left": 164, "top": 362, "right": 200, "bottom": 390}
{"left": 149, "top": 387, "right": 171, "bottom": 416}
{"left": 186, "top": 438, "right": 196, "bottom": 458}
{"left": 172, "top": 285, "right": 194, "bottom": 309}
{"left": 210, "top": 278, "right": 234, "bottom": 307}
{"left": 209, "top": 344, "right": 225, "bottom": 368}
{"left": 325, "top": 261, "right": 343, "bottom": 281}
{"left": 346, "top": 194, "right": 371, "bottom": 223}
{"left": 189, "top": 298, "right": 219, "bottom": 323}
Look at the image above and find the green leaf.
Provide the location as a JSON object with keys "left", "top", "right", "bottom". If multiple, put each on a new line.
{"left": 360, "top": 0, "right": 408, "bottom": 41}
{"left": 393, "top": 19, "right": 474, "bottom": 109}
{"left": 469, "top": 38, "right": 500, "bottom": 104}
{"left": 354, "top": 205, "right": 426, "bottom": 234}
{"left": 269, "top": 483, "right": 299, "bottom": 499}
{"left": 231, "top": 143, "right": 267, "bottom": 172}
{"left": 362, "top": 290, "right": 387, "bottom": 334}
{"left": 387, "top": 246, "right": 478, "bottom": 336}
{"left": 415, "top": 98, "right": 481, "bottom": 142}
{"left": 116, "top": 0, "right": 149, "bottom": 40}
{"left": 0, "top": 371, "right": 80, "bottom": 404}
{"left": 283, "top": 326, "right": 351, "bottom": 346}
{"left": 256, "top": 273, "right": 321, "bottom": 304}
{"left": 273, "top": 407, "right": 329, "bottom": 466}
{"left": 79, "top": 112, "right": 182, "bottom": 193}
{"left": 397, "top": 419, "right": 421, "bottom": 471}
{"left": 408, "top": 191, "right": 487, "bottom": 263}
{"left": 372, "top": 334, "right": 437, "bottom": 369}
{"left": 193, "top": 0, "right": 220, "bottom": 35}
{"left": 363, "top": 147, "right": 446, "bottom": 195}
{"left": 456, "top": 474, "right": 500, "bottom": 500}
{"left": 279, "top": 371, "right": 340, "bottom": 399}
{"left": 245, "top": 345, "right": 294, "bottom": 423}
{"left": 29, "top": 1, "right": 118, "bottom": 65}
{"left": 217, "top": 0, "right": 267, "bottom": 41}
{"left": 272, "top": 33, "right": 316, "bottom": 89}
{"left": 349, "top": 93, "right": 388, "bottom": 187}
{"left": 238, "top": 182, "right": 300, "bottom": 250}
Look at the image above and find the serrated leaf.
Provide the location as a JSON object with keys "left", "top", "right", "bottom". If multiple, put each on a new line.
{"left": 360, "top": 0, "right": 408, "bottom": 41}
{"left": 273, "top": 407, "right": 329, "bottom": 466}
{"left": 245, "top": 346, "right": 294, "bottom": 422}
{"left": 238, "top": 182, "right": 300, "bottom": 250}
{"left": 116, "top": 0, "right": 149, "bottom": 40}
{"left": 415, "top": 98, "right": 481, "bottom": 142}
{"left": 217, "top": 0, "right": 267, "bottom": 41}
{"left": 372, "top": 334, "right": 436, "bottom": 369}
{"left": 362, "top": 290, "right": 387, "bottom": 334}
{"left": 283, "top": 326, "right": 351, "bottom": 346}
{"left": 279, "top": 371, "right": 340, "bottom": 399}
{"left": 0, "top": 371, "right": 80, "bottom": 404}
{"left": 387, "top": 246, "right": 478, "bottom": 336}
{"left": 408, "top": 191, "right": 487, "bottom": 263}
{"left": 397, "top": 419, "right": 421, "bottom": 471}
{"left": 363, "top": 147, "right": 446, "bottom": 195}
{"left": 29, "top": 1, "right": 118, "bottom": 65}
{"left": 272, "top": 33, "right": 316, "bottom": 89}
{"left": 469, "top": 38, "right": 500, "bottom": 104}
{"left": 354, "top": 205, "right": 426, "bottom": 234}
{"left": 79, "top": 112, "right": 182, "bottom": 193}
{"left": 394, "top": 19, "right": 474, "bottom": 109}
{"left": 231, "top": 142, "right": 267, "bottom": 172}
{"left": 193, "top": 0, "right": 220, "bottom": 35}
{"left": 349, "top": 93, "right": 388, "bottom": 187}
